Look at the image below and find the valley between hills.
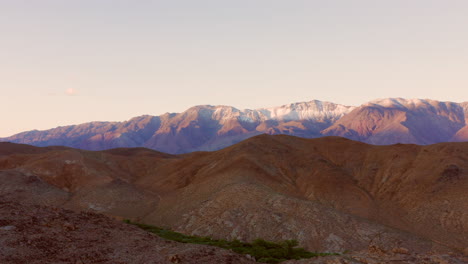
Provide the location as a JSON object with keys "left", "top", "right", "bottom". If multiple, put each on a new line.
{"left": 0, "top": 135, "right": 467, "bottom": 263}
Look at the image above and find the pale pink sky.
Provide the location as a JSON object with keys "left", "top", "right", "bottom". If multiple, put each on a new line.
{"left": 1, "top": 0, "right": 467, "bottom": 136}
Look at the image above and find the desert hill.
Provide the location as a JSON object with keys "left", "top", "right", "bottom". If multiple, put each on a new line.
{"left": 0, "top": 136, "right": 467, "bottom": 262}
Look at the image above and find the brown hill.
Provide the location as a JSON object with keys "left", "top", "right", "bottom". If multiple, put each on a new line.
{"left": 0, "top": 136, "right": 467, "bottom": 260}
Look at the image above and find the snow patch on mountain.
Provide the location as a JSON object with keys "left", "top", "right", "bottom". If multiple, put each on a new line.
{"left": 255, "top": 100, "right": 355, "bottom": 122}
{"left": 367, "top": 98, "right": 462, "bottom": 109}
{"left": 192, "top": 100, "right": 355, "bottom": 124}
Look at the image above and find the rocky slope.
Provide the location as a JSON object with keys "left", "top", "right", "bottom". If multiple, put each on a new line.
{"left": 2, "top": 194, "right": 464, "bottom": 264}
{"left": 4, "top": 98, "right": 466, "bottom": 154}
{"left": 0, "top": 136, "right": 467, "bottom": 262}
{"left": 0, "top": 195, "right": 256, "bottom": 264}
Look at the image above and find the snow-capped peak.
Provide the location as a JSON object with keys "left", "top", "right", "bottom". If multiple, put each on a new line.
{"left": 183, "top": 100, "right": 355, "bottom": 123}
{"left": 365, "top": 98, "right": 459, "bottom": 110}
{"left": 255, "top": 100, "right": 355, "bottom": 122}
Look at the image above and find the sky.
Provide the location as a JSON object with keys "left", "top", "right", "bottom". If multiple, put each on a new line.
{"left": 1, "top": 0, "right": 468, "bottom": 137}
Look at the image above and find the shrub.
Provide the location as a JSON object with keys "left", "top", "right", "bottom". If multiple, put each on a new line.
{"left": 124, "top": 219, "right": 339, "bottom": 263}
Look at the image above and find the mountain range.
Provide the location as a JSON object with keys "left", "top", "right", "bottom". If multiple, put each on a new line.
{"left": 2, "top": 98, "right": 468, "bottom": 154}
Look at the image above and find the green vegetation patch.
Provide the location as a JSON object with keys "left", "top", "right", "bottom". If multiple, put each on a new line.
{"left": 124, "top": 220, "right": 339, "bottom": 263}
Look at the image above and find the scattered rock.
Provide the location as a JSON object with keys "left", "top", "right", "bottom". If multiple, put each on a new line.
{"left": 368, "top": 245, "right": 386, "bottom": 255}
{"left": 62, "top": 222, "right": 77, "bottom": 231}
{"left": 439, "top": 164, "right": 462, "bottom": 182}
{"left": 245, "top": 254, "right": 255, "bottom": 261}
{"left": 392, "top": 247, "right": 410, "bottom": 255}
{"left": 0, "top": 225, "right": 16, "bottom": 231}
{"left": 168, "top": 254, "right": 181, "bottom": 263}
{"left": 429, "top": 256, "right": 450, "bottom": 264}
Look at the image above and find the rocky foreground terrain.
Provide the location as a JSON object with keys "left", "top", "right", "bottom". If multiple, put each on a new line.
{"left": 0, "top": 135, "right": 467, "bottom": 263}
{"left": 0, "top": 195, "right": 256, "bottom": 264}
{"left": 2, "top": 194, "right": 465, "bottom": 264}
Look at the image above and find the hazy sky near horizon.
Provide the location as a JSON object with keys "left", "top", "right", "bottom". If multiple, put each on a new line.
{"left": 1, "top": 0, "right": 468, "bottom": 136}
